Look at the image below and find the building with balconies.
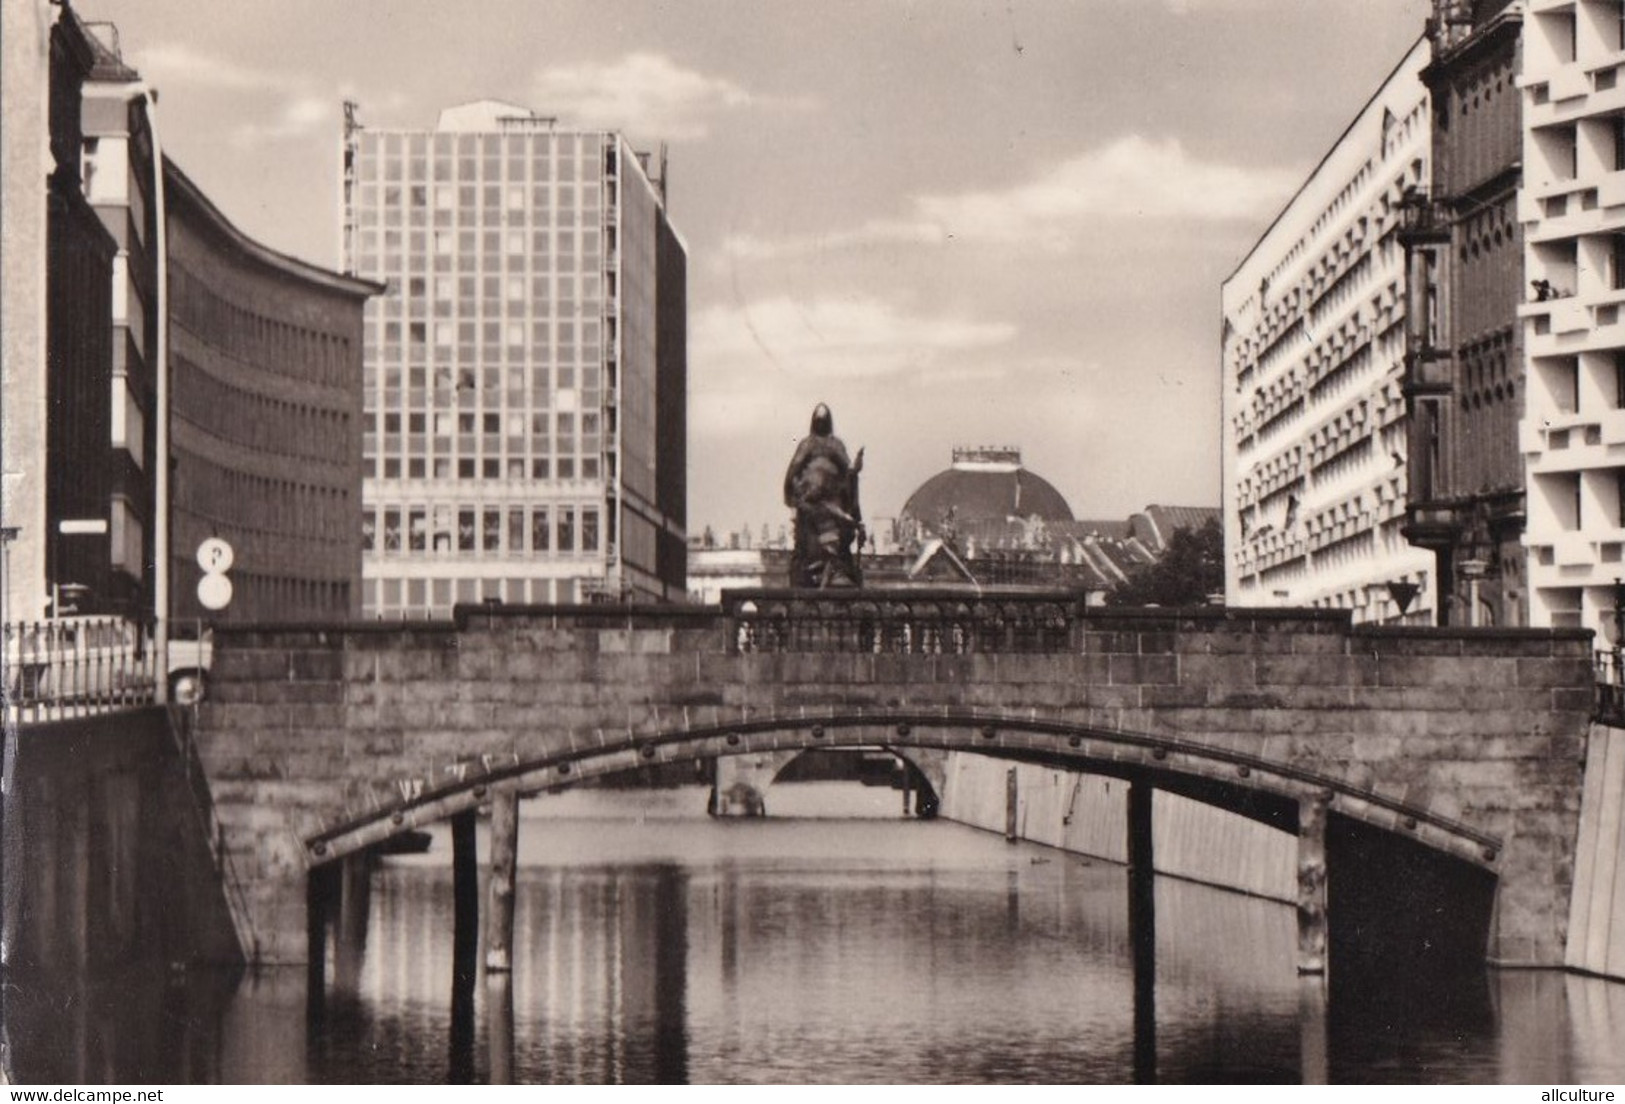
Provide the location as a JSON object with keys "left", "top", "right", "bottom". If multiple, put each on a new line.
{"left": 1221, "top": 37, "right": 1436, "bottom": 623}
{"left": 1519, "top": 0, "right": 1625, "bottom": 633}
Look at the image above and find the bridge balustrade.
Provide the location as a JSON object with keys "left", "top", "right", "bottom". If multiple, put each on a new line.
{"left": 725, "top": 589, "right": 1082, "bottom": 654}
{"left": 2, "top": 617, "right": 156, "bottom": 725}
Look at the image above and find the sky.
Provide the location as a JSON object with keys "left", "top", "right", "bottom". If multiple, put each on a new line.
{"left": 82, "top": 0, "right": 1431, "bottom": 534}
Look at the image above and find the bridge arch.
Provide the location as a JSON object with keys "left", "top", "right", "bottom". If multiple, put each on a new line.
{"left": 303, "top": 709, "right": 1502, "bottom": 872}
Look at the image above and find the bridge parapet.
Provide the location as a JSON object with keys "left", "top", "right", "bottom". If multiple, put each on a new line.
{"left": 720, "top": 590, "right": 1368, "bottom": 655}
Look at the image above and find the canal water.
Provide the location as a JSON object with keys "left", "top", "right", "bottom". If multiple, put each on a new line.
{"left": 7, "top": 783, "right": 1625, "bottom": 1084}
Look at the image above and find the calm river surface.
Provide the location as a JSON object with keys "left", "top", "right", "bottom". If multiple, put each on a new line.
{"left": 9, "top": 783, "right": 1625, "bottom": 1084}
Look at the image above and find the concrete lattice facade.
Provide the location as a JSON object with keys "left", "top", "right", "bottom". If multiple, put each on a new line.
{"left": 1519, "top": 0, "right": 1625, "bottom": 635}
{"left": 343, "top": 101, "right": 688, "bottom": 618}
{"left": 1223, "top": 39, "right": 1437, "bottom": 624}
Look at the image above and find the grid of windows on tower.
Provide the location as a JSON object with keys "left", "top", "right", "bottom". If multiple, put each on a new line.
{"left": 361, "top": 504, "right": 599, "bottom": 557}
{"left": 347, "top": 126, "right": 628, "bottom": 618}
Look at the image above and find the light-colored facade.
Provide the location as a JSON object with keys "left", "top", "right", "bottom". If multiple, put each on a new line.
{"left": 1519, "top": 0, "right": 1625, "bottom": 633}
{"left": 343, "top": 101, "right": 687, "bottom": 618}
{"left": 1, "top": 0, "right": 56, "bottom": 628}
{"left": 80, "top": 26, "right": 159, "bottom": 620}
{"left": 1222, "top": 38, "right": 1437, "bottom": 624}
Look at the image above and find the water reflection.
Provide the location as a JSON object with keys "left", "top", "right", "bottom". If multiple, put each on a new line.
{"left": 6, "top": 784, "right": 1625, "bottom": 1084}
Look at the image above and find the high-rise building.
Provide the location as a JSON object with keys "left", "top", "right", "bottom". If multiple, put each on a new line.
{"left": 1222, "top": 39, "right": 1437, "bottom": 623}
{"left": 1518, "top": 0, "right": 1625, "bottom": 636}
{"left": 1400, "top": 1, "right": 1527, "bottom": 628}
{"left": 342, "top": 101, "right": 688, "bottom": 617}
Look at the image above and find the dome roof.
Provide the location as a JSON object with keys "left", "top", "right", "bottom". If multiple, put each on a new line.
{"left": 900, "top": 447, "right": 1074, "bottom": 529}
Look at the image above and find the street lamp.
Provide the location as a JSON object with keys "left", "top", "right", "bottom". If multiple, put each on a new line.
{"left": 1459, "top": 558, "right": 1489, "bottom": 628}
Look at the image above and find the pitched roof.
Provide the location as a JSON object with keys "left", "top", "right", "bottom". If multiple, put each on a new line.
{"left": 1130, "top": 505, "right": 1221, "bottom": 552}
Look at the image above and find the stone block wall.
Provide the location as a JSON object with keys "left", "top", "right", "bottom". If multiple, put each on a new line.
{"left": 1, "top": 708, "right": 242, "bottom": 991}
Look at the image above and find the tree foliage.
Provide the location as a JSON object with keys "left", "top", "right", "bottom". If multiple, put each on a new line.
{"left": 1106, "top": 518, "right": 1224, "bottom": 607}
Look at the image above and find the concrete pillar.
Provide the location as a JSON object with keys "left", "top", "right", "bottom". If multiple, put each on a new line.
{"left": 485, "top": 788, "right": 519, "bottom": 972}
{"left": 1128, "top": 780, "right": 1156, "bottom": 1083}
{"left": 710, "top": 750, "right": 796, "bottom": 816}
{"left": 1297, "top": 792, "right": 1330, "bottom": 975}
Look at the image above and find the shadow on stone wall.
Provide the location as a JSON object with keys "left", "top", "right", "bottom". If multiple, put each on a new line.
{"left": 2, "top": 707, "right": 243, "bottom": 1082}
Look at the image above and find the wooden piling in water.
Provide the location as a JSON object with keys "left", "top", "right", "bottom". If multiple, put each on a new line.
{"left": 449, "top": 809, "right": 479, "bottom": 1083}
{"left": 485, "top": 787, "right": 519, "bottom": 972}
{"left": 1004, "top": 767, "right": 1018, "bottom": 841}
{"left": 451, "top": 809, "right": 479, "bottom": 971}
{"left": 1296, "top": 791, "right": 1329, "bottom": 975}
{"left": 488, "top": 971, "right": 515, "bottom": 1084}
{"left": 1127, "top": 780, "right": 1156, "bottom": 1083}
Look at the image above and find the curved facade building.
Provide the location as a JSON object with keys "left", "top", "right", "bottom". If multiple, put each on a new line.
{"left": 165, "top": 160, "right": 379, "bottom": 623}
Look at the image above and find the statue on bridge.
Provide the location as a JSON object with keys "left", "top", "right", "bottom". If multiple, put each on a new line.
{"left": 783, "top": 403, "right": 865, "bottom": 588}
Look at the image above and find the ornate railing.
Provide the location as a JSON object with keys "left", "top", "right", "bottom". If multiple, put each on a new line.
{"left": 2, "top": 617, "right": 156, "bottom": 725}
{"left": 723, "top": 589, "right": 1087, "bottom": 654}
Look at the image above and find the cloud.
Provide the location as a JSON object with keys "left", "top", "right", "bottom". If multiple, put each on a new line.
{"left": 134, "top": 43, "right": 300, "bottom": 93}
{"left": 532, "top": 52, "right": 808, "bottom": 140}
{"left": 723, "top": 134, "right": 1298, "bottom": 260}
{"left": 230, "top": 94, "right": 336, "bottom": 145}
{"left": 1164, "top": 0, "right": 1273, "bottom": 10}
{"left": 688, "top": 294, "right": 1017, "bottom": 439}
{"left": 133, "top": 43, "right": 343, "bottom": 145}
{"left": 692, "top": 295, "right": 1016, "bottom": 382}
{"left": 722, "top": 219, "right": 949, "bottom": 261}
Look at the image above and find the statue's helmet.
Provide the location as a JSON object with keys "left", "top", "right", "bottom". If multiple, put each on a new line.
{"left": 810, "top": 403, "right": 834, "bottom": 436}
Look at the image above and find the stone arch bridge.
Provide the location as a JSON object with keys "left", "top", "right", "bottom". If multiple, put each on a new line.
{"left": 193, "top": 591, "right": 1594, "bottom": 968}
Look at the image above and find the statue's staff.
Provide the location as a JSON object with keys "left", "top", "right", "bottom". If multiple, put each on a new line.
{"left": 849, "top": 446, "right": 866, "bottom": 557}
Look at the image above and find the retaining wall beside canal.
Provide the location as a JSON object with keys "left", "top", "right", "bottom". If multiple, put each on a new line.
{"left": 937, "top": 752, "right": 1297, "bottom": 902}
{"left": 1, "top": 707, "right": 243, "bottom": 985}
{"left": 1565, "top": 723, "right": 1625, "bottom": 981}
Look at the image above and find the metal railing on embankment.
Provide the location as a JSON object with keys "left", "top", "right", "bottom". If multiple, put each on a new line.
{"left": 2, "top": 617, "right": 156, "bottom": 726}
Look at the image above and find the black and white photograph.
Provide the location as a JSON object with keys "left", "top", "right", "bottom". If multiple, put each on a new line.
{"left": 2, "top": 0, "right": 1624, "bottom": 1088}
